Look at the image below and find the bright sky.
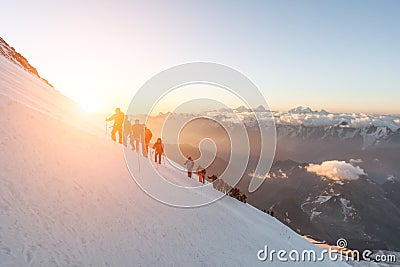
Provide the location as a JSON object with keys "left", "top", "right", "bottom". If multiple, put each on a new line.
{"left": 1, "top": 0, "right": 399, "bottom": 114}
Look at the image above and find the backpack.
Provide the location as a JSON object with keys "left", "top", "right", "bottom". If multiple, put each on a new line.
{"left": 145, "top": 129, "right": 152, "bottom": 142}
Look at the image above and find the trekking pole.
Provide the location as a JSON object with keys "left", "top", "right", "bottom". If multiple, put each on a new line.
{"left": 137, "top": 148, "right": 141, "bottom": 172}
{"left": 105, "top": 121, "right": 108, "bottom": 139}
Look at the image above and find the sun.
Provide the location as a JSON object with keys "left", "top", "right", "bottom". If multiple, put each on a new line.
{"left": 80, "top": 95, "right": 100, "bottom": 113}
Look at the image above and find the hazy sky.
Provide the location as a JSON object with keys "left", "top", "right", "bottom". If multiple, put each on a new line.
{"left": 1, "top": 0, "right": 399, "bottom": 114}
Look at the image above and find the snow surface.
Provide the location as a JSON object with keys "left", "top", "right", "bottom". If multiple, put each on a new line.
{"left": 0, "top": 55, "right": 354, "bottom": 266}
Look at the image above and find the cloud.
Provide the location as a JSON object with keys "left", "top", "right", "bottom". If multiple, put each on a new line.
{"left": 387, "top": 175, "right": 399, "bottom": 182}
{"left": 248, "top": 169, "right": 288, "bottom": 179}
{"left": 267, "top": 109, "right": 400, "bottom": 130}
{"left": 198, "top": 107, "right": 400, "bottom": 130}
{"left": 349, "top": 158, "right": 363, "bottom": 164}
{"left": 248, "top": 171, "right": 269, "bottom": 180}
{"left": 306, "top": 160, "right": 366, "bottom": 181}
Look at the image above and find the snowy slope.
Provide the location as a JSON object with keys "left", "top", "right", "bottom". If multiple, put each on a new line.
{"left": 0, "top": 54, "right": 350, "bottom": 266}
{"left": 0, "top": 56, "right": 103, "bottom": 136}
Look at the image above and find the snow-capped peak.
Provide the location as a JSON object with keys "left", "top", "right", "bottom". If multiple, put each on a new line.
{"left": 288, "top": 106, "right": 329, "bottom": 115}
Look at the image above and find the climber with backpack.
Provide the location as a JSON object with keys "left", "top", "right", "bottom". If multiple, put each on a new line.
{"left": 197, "top": 165, "right": 204, "bottom": 183}
{"left": 122, "top": 115, "right": 132, "bottom": 147}
{"left": 131, "top": 119, "right": 143, "bottom": 152}
{"left": 144, "top": 126, "right": 153, "bottom": 156}
{"left": 184, "top": 156, "right": 194, "bottom": 178}
{"left": 152, "top": 138, "right": 164, "bottom": 164}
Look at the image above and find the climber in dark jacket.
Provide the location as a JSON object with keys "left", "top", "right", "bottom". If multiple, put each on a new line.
{"left": 152, "top": 138, "right": 164, "bottom": 164}
{"left": 131, "top": 119, "right": 143, "bottom": 152}
{"left": 106, "top": 107, "right": 124, "bottom": 144}
{"left": 123, "top": 115, "right": 132, "bottom": 147}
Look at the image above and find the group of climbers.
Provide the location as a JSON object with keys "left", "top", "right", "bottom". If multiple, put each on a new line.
{"left": 228, "top": 187, "right": 248, "bottom": 203}
{"left": 106, "top": 107, "right": 248, "bottom": 204}
{"left": 206, "top": 175, "right": 247, "bottom": 203}
{"left": 182, "top": 156, "right": 206, "bottom": 184}
{"left": 106, "top": 108, "right": 278, "bottom": 219}
{"left": 106, "top": 107, "right": 164, "bottom": 164}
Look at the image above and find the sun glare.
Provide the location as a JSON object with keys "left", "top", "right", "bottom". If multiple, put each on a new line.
{"left": 80, "top": 95, "right": 100, "bottom": 113}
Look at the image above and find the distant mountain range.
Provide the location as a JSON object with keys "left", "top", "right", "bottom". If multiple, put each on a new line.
{"left": 288, "top": 106, "right": 329, "bottom": 115}
{"left": 0, "top": 37, "right": 52, "bottom": 87}
{"left": 246, "top": 159, "right": 400, "bottom": 252}
{"left": 148, "top": 107, "right": 400, "bottom": 151}
{"left": 144, "top": 108, "right": 400, "bottom": 252}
